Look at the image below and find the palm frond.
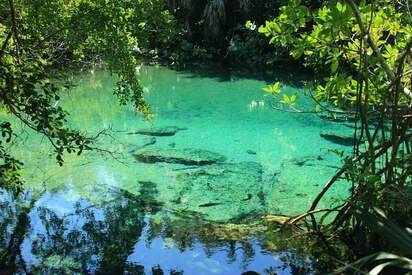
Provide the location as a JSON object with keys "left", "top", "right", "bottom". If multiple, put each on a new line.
{"left": 332, "top": 208, "right": 412, "bottom": 274}
{"left": 203, "top": 0, "right": 226, "bottom": 38}
{"left": 331, "top": 252, "right": 412, "bottom": 275}
{"left": 180, "top": 0, "right": 192, "bottom": 10}
{"left": 361, "top": 208, "right": 412, "bottom": 257}
{"left": 239, "top": 0, "right": 252, "bottom": 13}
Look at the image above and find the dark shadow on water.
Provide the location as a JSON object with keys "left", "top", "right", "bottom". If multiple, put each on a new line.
{"left": 155, "top": 60, "right": 313, "bottom": 88}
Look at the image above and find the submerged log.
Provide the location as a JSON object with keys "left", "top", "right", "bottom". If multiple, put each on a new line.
{"left": 320, "top": 133, "right": 358, "bottom": 146}
{"left": 128, "top": 126, "right": 187, "bottom": 137}
{"left": 263, "top": 214, "right": 293, "bottom": 225}
{"left": 133, "top": 148, "right": 226, "bottom": 166}
{"left": 132, "top": 136, "right": 156, "bottom": 151}
{"left": 198, "top": 202, "right": 224, "bottom": 207}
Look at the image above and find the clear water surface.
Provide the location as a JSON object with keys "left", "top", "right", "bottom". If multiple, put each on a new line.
{"left": 0, "top": 64, "right": 353, "bottom": 274}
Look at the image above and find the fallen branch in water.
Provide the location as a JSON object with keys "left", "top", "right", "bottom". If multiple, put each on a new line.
{"left": 287, "top": 208, "right": 340, "bottom": 225}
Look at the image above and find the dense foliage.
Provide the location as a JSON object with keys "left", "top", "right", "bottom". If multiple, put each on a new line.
{"left": 156, "top": 0, "right": 289, "bottom": 66}
{"left": 257, "top": 0, "right": 412, "bottom": 272}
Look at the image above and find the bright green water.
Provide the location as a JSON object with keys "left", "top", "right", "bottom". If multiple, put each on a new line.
{"left": 15, "top": 64, "right": 350, "bottom": 218}
{"left": 1, "top": 64, "right": 353, "bottom": 273}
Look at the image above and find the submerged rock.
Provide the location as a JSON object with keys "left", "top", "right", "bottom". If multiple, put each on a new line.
{"left": 291, "top": 157, "right": 315, "bottom": 167}
{"left": 108, "top": 185, "right": 163, "bottom": 210}
{"left": 228, "top": 210, "right": 264, "bottom": 224}
{"left": 172, "top": 161, "right": 266, "bottom": 222}
{"left": 137, "top": 180, "right": 158, "bottom": 199}
{"left": 133, "top": 136, "right": 156, "bottom": 151}
{"left": 320, "top": 133, "right": 356, "bottom": 146}
{"left": 282, "top": 155, "right": 322, "bottom": 168}
{"left": 246, "top": 150, "right": 257, "bottom": 155}
{"left": 128, "top": 126, "right": 187, "bottom": 137}
{"left": 133, "top": 148, "right": 226, "bottom": 166}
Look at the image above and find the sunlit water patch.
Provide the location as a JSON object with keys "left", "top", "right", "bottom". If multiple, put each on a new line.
{"left": 1, "top": 64, "right": 354, "bottom": 273}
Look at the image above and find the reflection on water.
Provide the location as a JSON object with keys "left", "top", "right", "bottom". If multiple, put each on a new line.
{"left": 1, "top": 187, "right": 311, "bottom": 274}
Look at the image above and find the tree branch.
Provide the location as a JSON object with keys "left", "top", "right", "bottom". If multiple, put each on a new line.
{"left": 306, "top": 133, "right": 412, "bottom": 215}
{"left": 0, "top": 31, "right": 12, "bottom": 59}
{"left": 343, "top": 0, "right": 412, "bottom": 100}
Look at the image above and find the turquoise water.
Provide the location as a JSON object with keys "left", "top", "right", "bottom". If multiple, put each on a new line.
{"left": 0, "top": 64, "right": 353, "bottom": 274}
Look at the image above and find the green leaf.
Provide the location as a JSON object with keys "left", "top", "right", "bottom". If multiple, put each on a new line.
{"left": 262, "top": 82, "right": 281, "bottom": 94}
{"left": 272, "top": 22, "right": 281, "bottom": 33}
{"left": 280, "top": 94, "right": 290, "bottom": 104}
{"left": 291, "top": 47, "right": 304, "bottom": 59}
{"left": 290, "top": 94, "right": 297, "bottom": 105}
{"left": 245, "top": 20, "right": 253, "bottom": 30}
{"left": 330, "top": 59, "right": 339, "bottom": 73}
{"left": 262, "top": 86, "right": 273, "bottom": 93}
